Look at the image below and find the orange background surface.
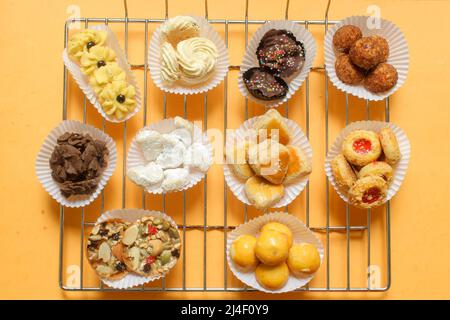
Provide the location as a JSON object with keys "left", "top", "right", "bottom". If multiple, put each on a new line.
{"left": 1, "top": 0, "right": 450, "bottom": 299}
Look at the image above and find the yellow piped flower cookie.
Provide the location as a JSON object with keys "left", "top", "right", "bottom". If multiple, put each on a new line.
{"left": 89, "top": 63, "right": 126, "bottom": 95}
{"left": 99, "top": 80, "right": 136, "bottom": 120}
{"left": 68, "top": 29, "right": 107, "bottom": 61}
{"left": 80, "top": 45, "right": 116, "bottom": 76}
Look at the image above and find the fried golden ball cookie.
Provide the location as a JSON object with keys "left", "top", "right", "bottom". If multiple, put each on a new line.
{"left": 349, "top": 36, "right": 389, "bottom": 70}
{"left": 255, "top": 262, "right": 290, "bottom": 290}
{"left": 335, "top": 54, "right": 365, "bottom": 85}
{"left": 379, "top": 127, "right": 401, "bottom": 165}
{"left": 330, "top": 154, "right": 357, "bottom": 189}
{"left": 349, "top": 175, "right": 388, "bottom": 209}
{"left": 342, "top": 130, "right": 382, "bottom": 166}
{"left": 333, "top": 25, "right": 362, "bottom": 53}
{"left": 364, "top": 63, "right": 398, "bottom": 93}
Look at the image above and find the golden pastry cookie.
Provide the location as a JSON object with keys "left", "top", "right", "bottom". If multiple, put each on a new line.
{"left": 260, "top": 222, "right": 293, "bottom": 248}
{"left": 244, "top": 176, "right": 284, "bottom": 210}
{"left": 255, "top": 230, "right": 289, "bottom": 266}
{"left": 247, "top": 139, "right": 290, "bottom": 184}
{"left": 253, "top": 109, "right": 291, "bottom": 145}
{"left": 230, "top": 235, "right": 258, "bottom": 271}
{"left": 358, "top": 161, "right": 393, "bottom": 182}
{"left": 225, "top": 141, "right": 254, "bottom": 180}
{"left": 284, "top": 145, "right": 312, "bottom": 184}
{"left": 349, "top": 175, "right": 388, "bottom": 209}
{"left": 287, "top": 243, "right": 321, "bottom": 276}
{"left": 379, "top": 127, "right": 401, "bottom": 165}
{"left": 330, "top": 154, "right": 357, "bottom": 189}
{"left": 86, "top": 219, "right": 130, "bottom": 280}
{"left": 342, "top": 130, "right": 382, "bottom": 166}
{"left": 255, "top": 262, "right": 289, "bottom": 290}
{"left": 122, "top": 216, "right": 181, "bottom": 277}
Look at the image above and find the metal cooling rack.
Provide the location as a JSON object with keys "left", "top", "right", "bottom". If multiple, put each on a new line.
{"left": 59, "top": 0, "right": 391, "bottom": 292}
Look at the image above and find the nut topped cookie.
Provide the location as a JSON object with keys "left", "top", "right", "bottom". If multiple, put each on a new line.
{"left": 122, "top": 215, "right": 181, "bottom": 277}
{"left": 86, "top": 218, "right": 130, "bottom": 280}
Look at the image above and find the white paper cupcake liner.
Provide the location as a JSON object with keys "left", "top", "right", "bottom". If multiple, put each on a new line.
{"left": 94, "top": 209, "right": 180, "bottom": 289}
{"left": 227, "top": 212, "right": 323, "bottom": 293}
{"left": 324, "top": 16, "right": 409, "bottom": 101}
{"left": 325, "top": 121, "right": 411, "bottom": 205}
{"left": 35, "top": 120, "right": 117, "bottom": 208}
{"left": 127, "top": 118, "right": 213, "bottom": 194}
{"left": 62, "top": 25, "right": 142, "bottom": 123}
{"left": 224, "top": 115, "right": 312, "bottom": 209}
{"left": 238, "top": 20, "right": 317, "bottom": 108}
{"left": 148, "top": 16, "right": 229, "bottom": 95}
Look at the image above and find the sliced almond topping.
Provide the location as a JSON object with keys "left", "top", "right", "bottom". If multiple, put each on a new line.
{"left": 98, "top": 242, "right": 111, "bottom": 262}
{"left": 122, "top": 224, "right": 139, "bottom": 245}
{"left": 92, "top": 224, "right": 100, "bottom": 235}
{"left": 96, "top": 264, "right": 113, "bottom": 275}
{"left": 128, "top": 246, "right": 141, "bottom": 270}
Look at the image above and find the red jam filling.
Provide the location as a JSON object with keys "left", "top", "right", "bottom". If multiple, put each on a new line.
{"left": 362, "top": 187, "right": 381, "bottom": 204}
{"left": 353, "top": 139, "right": 372, "bottom": 154}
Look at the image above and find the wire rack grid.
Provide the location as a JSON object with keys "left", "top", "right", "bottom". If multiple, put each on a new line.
{"left": 59, "top": 0, "right": 391, "bottom": 292}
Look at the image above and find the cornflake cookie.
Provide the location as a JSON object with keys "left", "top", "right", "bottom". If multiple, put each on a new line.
{"left": 86, "top": 219, "right": 130, "bottom": 280}
{"left": 342, "top": 130, "right": 381, "bottom": 166}
{"left": 122, "top": 216, "right": 181, "bottom": 277}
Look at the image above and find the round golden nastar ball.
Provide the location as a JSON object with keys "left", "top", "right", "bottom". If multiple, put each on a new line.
{"left": 255, "top": 230, "right": 289, "bottom": 266}
{"left": 230, "top": 235, "right": 258, "bottom": 271}
{"left": 260, "top": 222, "right": 293, "bottom": 248}
{"left": 255, "top": 262, "right": 289, "bottom": 290}
{"left": 287, "top": 243, "right": 321, "bottom": 275}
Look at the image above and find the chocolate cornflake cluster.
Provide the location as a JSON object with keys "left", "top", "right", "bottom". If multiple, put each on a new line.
{"left": 49, "top": 132, "right": 109, "bottom": 198}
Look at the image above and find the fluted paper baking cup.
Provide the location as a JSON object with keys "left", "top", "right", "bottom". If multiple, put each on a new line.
{"left": 62, "top": 25, "right": 142, "bottom": 123}
{"left": 148, "top": 16, "right": 229, "bottom": 95}
{"left": 94, "top": 209, "right": 179, "bottom": 289}
{"left": 224, "top": 115, "right": 313, "bottom": 209}
{"left": 35, "top": 120, "right": 117, "bottom": 208}
{"left": 127, "top": 118, "right": 213, "bottom": 194}
{"left": 227, "top": 212, "right": 323, "bottom": 293}
{"left": 238, "top": 20, "right": 317, "bottom": 108}
{"left": 324, "top": 16, "right": 409, "bottom": 101}
{"left": 325, "top": 121, "right": 411, "bottom": 205}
